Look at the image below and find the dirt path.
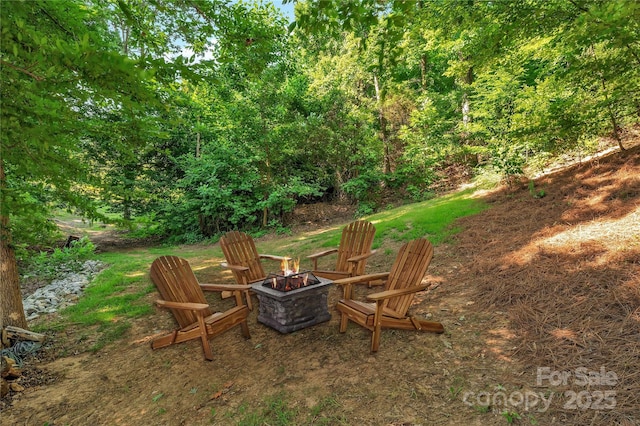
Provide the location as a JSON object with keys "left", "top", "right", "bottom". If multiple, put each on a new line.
{"left": 2, "top": 139, "right": 639, "bottom": 425}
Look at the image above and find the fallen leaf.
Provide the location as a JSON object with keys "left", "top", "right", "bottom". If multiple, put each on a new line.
{"left": 210, "top": 381, "right": 234, "bottom": 400}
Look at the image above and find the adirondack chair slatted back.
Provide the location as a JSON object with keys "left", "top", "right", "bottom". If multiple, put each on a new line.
{"left": 383, "top": 238, "right": 433, "bottom": 318}
{"left": 335, "top": 220, "right": 376, "bottom": 275}
{"left": 220, "top": 231, "right": 266, "bottom": 284}
{"left": 150, "top": 256, "right": 213, "bottom": 328}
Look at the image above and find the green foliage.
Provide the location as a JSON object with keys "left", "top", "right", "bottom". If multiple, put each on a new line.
{"left": 528, "top": 181, "right": 546, "bottom": 199}
{"left": 501, "top": 410, "right": 522, "bottom": 424}
{"left": 4, "top": 0, "right": 639, "bottom": 258}
{"left": 448, "top": 385, "right": 463, "bottom": 399}
{"left": 405, "top": 185, "right": 436, "bottom": 202}
{"left": 19, "top": 237, "right": 96, "bottom": 282}
{"left": 310, "top": 189, "right": 487, "bottom": 252}
{"left": 309, "top": 395, "right": 341, "bottom": 418}
{"left": 342, "top": 169, "right": 385, "bottom": 213}
{"left": 261, "top": 177, "right": 324, "bottom": 221}
{"left": 167, "top": 148, "right": 264, "bottom": 238}
{"left": 491, "top": 145, "right": 527, "bottom": 178}
{"left": 128, "top": 213, "right": 165, "bottom": 239}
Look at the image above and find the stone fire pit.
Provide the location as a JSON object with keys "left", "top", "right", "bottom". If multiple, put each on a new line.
{"left": 251, "top": 272, "right": 332, "bottom": 333}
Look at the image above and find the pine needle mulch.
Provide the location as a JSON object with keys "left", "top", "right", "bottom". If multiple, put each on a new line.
{"left": 451, "top": 142, "right": 639, "bottom": 425}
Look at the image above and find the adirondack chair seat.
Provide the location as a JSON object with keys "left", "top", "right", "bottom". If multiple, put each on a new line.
{"left": 337, "top": 297, "right": 445, "bottom": 331}
{"left": 308, "top": 220, "right": 377, "bottom": 281}
{"left": 150, "top": 256, "right": 251, "bottom": 361}
{"left": 334, "top": 238, "right": 444, "bottom": 353}
{"left": 151, "top": 304, "right": 249, "bottom": 351}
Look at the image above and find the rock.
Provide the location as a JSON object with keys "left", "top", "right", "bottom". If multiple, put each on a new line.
{"left": 22, "top": 260, "right": 105, "bottom": 319}
{"left": 9, "top": 382, "right": 25, "bottom": 392}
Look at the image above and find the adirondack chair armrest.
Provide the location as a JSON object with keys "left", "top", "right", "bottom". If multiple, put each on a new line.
{"left": 307, "top": 249, "right": 338, "bottom": 270}
{"left": 307, "top": 249, "right": 338, "bottom": 260}
{"left": 334, "top": 272, "right": 390, "bottom": 286}
{"left": 155, "top": 300, "right": 209, "bottom": 312}
{"left": 220, "top": 262, "right": 250, "bottom": 273}
{"left": 366, "top": 284, "right": 430, "bottom": 301}
{"left": 259, "top": 254, "right": 291, "bottom": 262}
{"left": 199, "top": 283, "right": 253, "bottom": 292}
{"left": 334, "top": 272, "right": 390, "bottom": 299}
{"left": 346, "top": 249, "right": 378, "bottom": 263}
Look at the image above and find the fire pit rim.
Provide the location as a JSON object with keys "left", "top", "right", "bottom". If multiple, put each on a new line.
{"left": 260, "top": 270, "right": 322, "bottom": 292}
{"left": 251, "top": 276, "right": 333, "bottom": 300}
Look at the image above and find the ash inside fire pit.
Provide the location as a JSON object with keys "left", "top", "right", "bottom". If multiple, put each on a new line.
{"left": 262, "top": 271, "right": 321, "bottom": 292}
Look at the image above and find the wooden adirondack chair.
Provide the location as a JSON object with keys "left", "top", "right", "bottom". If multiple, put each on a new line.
{"left": 307, "top": 220, "right": 377, "bottom": 281}
{"left": 219, "top": 231, "right": 290, "bottom": 309}
{"left": 150, "top": 256, "right": 251, "bottom": 361}
{"left": 334, "top": 238, "right": 444, "bottom": 353}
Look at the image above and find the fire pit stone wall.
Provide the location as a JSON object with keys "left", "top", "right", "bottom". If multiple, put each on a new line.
{"left": 251, "top": 277, "right": 332, "bottom": 333}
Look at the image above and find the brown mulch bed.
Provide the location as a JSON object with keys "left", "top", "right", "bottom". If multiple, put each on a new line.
{"left": 452, "top": 144, "right": 640, "bottom": 424}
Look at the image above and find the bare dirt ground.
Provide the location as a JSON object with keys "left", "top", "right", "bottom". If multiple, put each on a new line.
{"left": 2, "top": 134, "right": 639, "bottom": 425}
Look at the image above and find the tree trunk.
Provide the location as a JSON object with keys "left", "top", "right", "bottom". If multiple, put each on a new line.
{"left": 462, "top": 65, "right": 474, "bottom": 130}
{"left": 374, "top": 73, "right": 391, "bottom": 174}
{"left": 420, "top": 55, "right": 427, "bottom": 91}
{"left": 122, "top": 164, "right": 135, "bottom": 221}
{"left": 262, "top": 206, "right": 268, "bottom": 228}
{"left": 195, "top": 116, "right": 201, "bottom": 158}
{"left": 0, "top": 160, "right": 28, "bottom": 332}
{"left": 601, "top": 77, "right": 626, "bottom": 151}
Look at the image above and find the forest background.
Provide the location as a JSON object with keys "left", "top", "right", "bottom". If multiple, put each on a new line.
{"left": 1, "top": 0, "right": 639, "bottom": 328}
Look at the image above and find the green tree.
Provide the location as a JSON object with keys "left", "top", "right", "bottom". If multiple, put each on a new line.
{"left": 0, "top": 1, "right": 158, "bottom": 328}
{"left": 296, "top": 0, "right": 640, "bottom": 182}
{"left": 153, "top": 2, "right": 326, "bottom": 237}
{"left": 0, "top": 0, "right": 237, "bottom": 329}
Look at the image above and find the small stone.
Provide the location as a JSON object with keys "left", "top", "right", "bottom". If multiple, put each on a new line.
{"left": 10, "top": 382, "right": 25, "bottom": 392}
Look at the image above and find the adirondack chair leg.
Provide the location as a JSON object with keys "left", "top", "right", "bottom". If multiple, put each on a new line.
{"left": 244, "top": 290, "right": 253, "bottom": 311}
{"left": 371, "top": 303, "right": 384, "bottom": 353}
{"left": 240, "top": 320, "right": 251, "bottom": 338}
{"left": 339, "top": 312, "right": 349, "bottom": 333}
{"left": 224, "top": 289, "right": 253, "bottom": 310}
{"left": 233, "top": 291, "right": 243, "bottom": 306}
{"left": 371, "top": 325, "right": 382, "bottom": 353}
{"left": 198, "top": 315, "right": 214, "bottom": 361}
{"left": 367, "top": 279, "right": 386, "bottom": 288}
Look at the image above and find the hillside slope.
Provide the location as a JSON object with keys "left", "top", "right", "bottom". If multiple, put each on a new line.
{"left": 2, "top": 138, "right": 638, "bottom": 425}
